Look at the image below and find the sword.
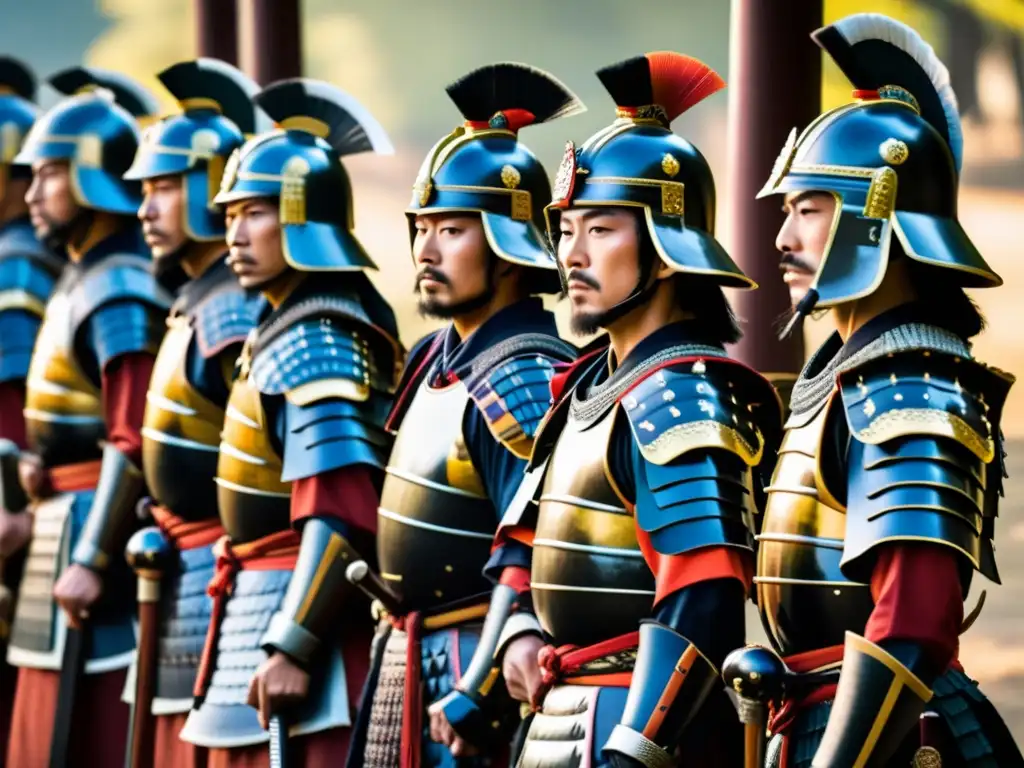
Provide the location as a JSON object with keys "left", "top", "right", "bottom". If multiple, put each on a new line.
{"left": 722, "top": 646, "right": 786, "bottom": 768}
{"left": 124, "top": 527, "right": 173, "bottom": 768}
{"left": 49, "top": 623, "right": 88, "bottom": 768}
{"left": 268, "top": 714, "right": 290, "bottom": 768}
{"left": 344, "top": 560, "right": 403, "bottom": 616}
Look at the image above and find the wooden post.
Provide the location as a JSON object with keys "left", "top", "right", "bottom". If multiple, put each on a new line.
{"left": 195, "top": 0, "right": 238, "bottom": 64}
{"left": 725, "top": 0, "right": 823, "bottom": 382}
{"left": 240, "top": 0, "right": 302, "bottom": 86}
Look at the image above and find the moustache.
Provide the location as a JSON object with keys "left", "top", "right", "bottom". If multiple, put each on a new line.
{"left": 416, "top": 267, "right": 450, "bottom": 287}
{"left": 779, "top": 252, "right": 817, "bottom": 274}
{"left": 143, "top": 227, "right": 169, "bottom": 241}
{"left": 566, "top": 268, "right": 601, "bottom": 290}
{"left": 226, "top": 252, "right": 256, "bottom": 268}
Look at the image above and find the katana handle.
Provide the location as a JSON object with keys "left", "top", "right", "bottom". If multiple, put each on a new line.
{"left": 344, "top": 560, "right": 403, "bottom": 616}
{"left": 124, "top": 527, "right": 173, "bottom": 768}
{"left": 269, "top": 714, "right": 290, "bottom": 768}
{"left": 722, "top": 646, "right": 787, "bottom": 768}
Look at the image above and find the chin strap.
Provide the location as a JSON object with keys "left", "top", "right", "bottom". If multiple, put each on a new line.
{"left": 778, "top": 287, "right": 819, "bottom": 340}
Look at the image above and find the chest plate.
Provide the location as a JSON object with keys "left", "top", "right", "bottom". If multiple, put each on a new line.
{"left": 755, "top": 396, "right": 874, "bottom": 656}
{"left": 24, "top": 290, "right": 104, "bottom": 465}
{"left": 142, "top": 316, "right": 226, "bottom": 521}
{"left": 378, "top": 378, "right": 494, "bottom": 610}
{"left": 533, "top": 405, "right": 654, "bottom": 647}
{"left": 215, "top": 365, "right": 291, "bottom": 543}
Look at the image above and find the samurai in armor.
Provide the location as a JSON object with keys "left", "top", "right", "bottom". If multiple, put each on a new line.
{"left": 348, "top": 63, "right": 580, "bottom": 768}
{"left": 0, "top": 55, "right": 66, "bottom": 760}
{"left": 120, "top": 58, "right": 264, "bottom": 768}
{"left": 3, "top": 68, "right": 171, "bottom": 767}
{"left": 749, "top": 13, "right": 1024, "bottom": 768}
{"left": 179, "top": 78, "right": 403, "bottom": 767}
{"left": 494, "top": 53, "right": 784, "bottom": 768}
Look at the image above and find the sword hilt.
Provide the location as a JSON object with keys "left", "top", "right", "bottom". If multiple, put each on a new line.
{"left": 722, "top": 645, "right": 787, "bottom": 768}
{"left": 269, "top": 714, "right": 289, "bottom": 768}
{"left": 344, "top": 560, "right": 403, "bottom": 616}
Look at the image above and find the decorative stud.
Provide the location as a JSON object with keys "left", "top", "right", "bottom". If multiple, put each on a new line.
{"left": 863, "top": 398, "right": 877, "bottom": 418}
{"left": 639, "top": 420, "right": 655, "bottom": 432}
{"left": 692, "top": 360, "right": 707, "bottom": 375}
{"left": 501, "top": 164, "right": 521, "bottom": 189}
{"left": 662, "top": 390, "right": 676, "bottom": 402}
{"left": 670, "top": 406, "right": 681, "bottom": 418}
{"left": 661, "top": 153, "right": 681, "bottom": 178}
{"left": 879, "top": 138, "right": 910, "bottom": 165}
{"left": 624, "top": 395, "right": 639, "bottom": 411}
{"left": 894, "top": 393, "right": 903, "bottom": 402}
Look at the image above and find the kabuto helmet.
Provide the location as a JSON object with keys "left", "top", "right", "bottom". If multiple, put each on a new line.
{"left": 408, "top": 62, "right": 585, "bottom": 294}
{"left": 759, "top": 13, "right": 1000, "bottom": 334}
{"left": 214, "top": 78, "right": 393, "bottom": 272}
{"left": 0, "top": 57, "right": 40, "bottom": 202}
{"left": 547, "top": 52, "right": 754, "bottom": 322}
{"left": 125, "top": 58, "right": 261, "bottom": 242}
{"left": 14, "top": 66, "right": 159, "bottom": 215}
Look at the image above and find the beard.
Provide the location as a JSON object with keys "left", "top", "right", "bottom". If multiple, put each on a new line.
{"left": 39, "top": 208, "right": 91, "bottom": 253}
{"left": 570, "top": 307, "right": 615, "bottom": 336}
{"left": 417, "top": 285, "right": 495, "bottom": 320}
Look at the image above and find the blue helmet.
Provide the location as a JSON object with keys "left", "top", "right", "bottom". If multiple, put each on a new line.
{"left": 0, "top": 57, "right": 40, "bottom": 200}
{"left": 547, "top": 52, "right": 753, "bottom": 292}
{"left": 214, "top": 78, "right": 393, "bottom": 272}
{"left": 758, "top": 14, "right": 1000, "bottom": 328}
{"left": 14, "top": 67, "right": 158, "bottom": 215}
{"left": 409, "top": 62, "right": 585, "bottom": 293}
{"left": 125, "top": 59, "right": 260, "bottom": 241}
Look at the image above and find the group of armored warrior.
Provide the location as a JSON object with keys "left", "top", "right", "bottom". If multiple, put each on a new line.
{"left": 0, "top": 10, "right": 1020, "bottom": 768}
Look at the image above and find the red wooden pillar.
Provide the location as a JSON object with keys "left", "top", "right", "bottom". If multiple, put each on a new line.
{"left": 725, "top": 0, "right": 823, "bottom": 386}
{"left": 195, "top": 0, "right": 238, "bottom": 64}
{"left": 240, "top": 0, "right": 302, "bottom": 85}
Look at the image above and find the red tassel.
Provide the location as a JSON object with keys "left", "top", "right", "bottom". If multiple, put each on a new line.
{"left": 645, "top": 52, "right": 725, "bottom": 122}
{"left": 400, "top": 612, "right": 424, "bottom": 768}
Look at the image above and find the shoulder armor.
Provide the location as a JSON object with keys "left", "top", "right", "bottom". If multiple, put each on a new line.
{"left": 838, "top": 351, "right": 1013, "bottom": 584}
{"left": 838, "top": 350, "right": 1012, "bottom": 463}
{"left": 280, "top": 390, "right": 393, "bottom": 482}
{"left": 467, "top": 351, "right": 564, "bottom": 460}
{"left": 88, "top": 301, "right": 167, "bottom": 370}
{"left": 70, "top": 254, "right": 172, "bottom": 332}
{"left": 193, "top": 286, "right": 262, "bottom": 359}
{"left": 0, "top": 311, "right": 42, "bottom": 383}
{"left": 622, "top": 357, "right": 777, "bottom": 467}
{"left": 0, "top": 252, "right": 62, "bottom": 319}
{"left": 249, "top": 317, "right": 391, "bottom": 406}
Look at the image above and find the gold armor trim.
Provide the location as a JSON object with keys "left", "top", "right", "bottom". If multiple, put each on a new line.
{"left": 142, "top": 315, "right": 225, "bottom": 454}
{"left": 584, "top": 176, "right": 685, "bottom": 217}
{"left": 0, "top": 289, "right": 46, "bottom": 317}
{"left": 634, "top": 418, "right": 761, "bottom": 467}
{"left": 286, "top": 377, "right": 369, "bottom": 407}
{"left": 24, "top": 293, "right": 103, "bottom": 431}
{"left": 278, "top": 116, "right": 330, "bottom": 139}
{"left": 852, "top": 407, "right": 993, "bottom": 463}
{"left": 847, "top": 633, "right": 933, "bottom": 768}
{"left": 216, "top": 367, "right": 291, "bottom": 499}
{"left": 863, "top": 167, "right": 898, "bottom": 219}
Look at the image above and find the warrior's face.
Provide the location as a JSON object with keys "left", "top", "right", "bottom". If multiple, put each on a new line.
{"left": 557, "top": 207, "right": 643, "bottom": 335}
{"left": 224, "top": 197, "right": 287, "bottom": 290}
{"left": 139, "top": 175, "right": 188, "bottom": 260}
{"left": 413, "top": 212, "right": 496, "bottom": 319}
{"left": 776, "top": 191, "right": 836, "bottom": 307}
{"left": 25, "top": 159, "right": 81, "bottom": 247}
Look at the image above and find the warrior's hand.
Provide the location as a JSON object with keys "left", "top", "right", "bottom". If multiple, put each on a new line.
{"left": 427, "top": 700, "right": 479, "bottom": 757}
{"left": 0, "top": 508, "right": 32, "bottom": 557}
{"left": 502, "top": 633, "right": 545, "bottom": 708}
{"left": 247, "top": 651, "right": 310, "bottom": 731}
{"left": 53, "top": 563, "right": 103, "bottom": 629}
{"left": 18, "top": 453, "right": 49, "bottom": 501}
